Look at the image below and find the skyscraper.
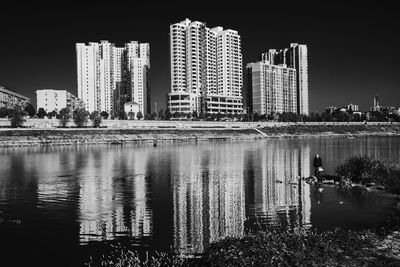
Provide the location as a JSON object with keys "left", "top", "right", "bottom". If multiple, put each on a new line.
{"left": 168, "top": 19, "right": 243, "bottom": 114}
{"left": 261, "top": 43, "right": 309, "bottom": 115}
{"left": 247, "top": 61, "right": 297, "bottom": 115}
{"left": 76, "top": 41, "right": 150, "bottom": 116}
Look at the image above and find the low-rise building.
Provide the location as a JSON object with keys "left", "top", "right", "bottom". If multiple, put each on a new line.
{"left": 346, "top": 103, "right": 359, "bottom": 112}
{"left": 124, "top": 101, "right": 140, "bottom": 115}
{"left": 36, "top": 89, "right": 84, "bottom": 113}
{"left": 0, "top": 85, "right": 31, "bottom": 109}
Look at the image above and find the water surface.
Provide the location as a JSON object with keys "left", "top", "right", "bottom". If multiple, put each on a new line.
{"left": 0, "top": 137, "right": 399, "bottom": 266}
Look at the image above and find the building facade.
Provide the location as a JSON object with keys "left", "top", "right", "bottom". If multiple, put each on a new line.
{"left": 168, "top": 19, "right": 243, "bottom": 114}
{"left": 36, "top": 89, "right": 84, "bottom": 113}
{"left": 247, "top": 61, "right": 297, "bottom": 115}
{"left": 261, "top": 43, "right": 309, "bottom": 115}
{"left": 76, "top": 41, "right": 150, "bottom": 116}
{"left": 0, "top": 85, "right": 31, "bottom": 109}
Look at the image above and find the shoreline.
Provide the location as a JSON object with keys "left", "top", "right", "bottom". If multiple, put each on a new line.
{"left": 1, "top": 125, "right": 400, "bottom": 147}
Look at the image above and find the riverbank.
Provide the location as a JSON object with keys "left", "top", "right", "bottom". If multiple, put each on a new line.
{"left": 1, "top": 124, "right": 400, "bottom": 147}
{"left": 86, "top": 194, "right": 400, "bottom": 267}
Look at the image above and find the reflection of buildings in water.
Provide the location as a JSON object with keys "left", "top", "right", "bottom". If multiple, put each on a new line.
{"left": 172, "top": 146, "right": 245, "bottom": 254}
{"left": 250, "top": 141, "right": 311, "bottom": 228}
{"left": 79, "top": 150, "right": 153, "bottom": 243}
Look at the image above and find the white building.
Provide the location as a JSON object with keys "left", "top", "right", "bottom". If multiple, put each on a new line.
{"left": 168, "top": 19, "right": 243, "bottom": 114}
{"left": 346, "top": 103, "right": 359, "bottom": 112}
{"left": 261, "top": 43, "right": 309, "bottom": 115}
{"left": 247, "top": 61, "right": 297, "bottom": 115}
{"left": 36, "top": 89, "right": 84, "bottom": 113}
{"left": 76, "top": 40, "right": 150, "bottom": 116}
{"left": 0, "top": 85, "right": 31, "bottom": 109}
{"left": 124, "top": 101, "right": 140, "bottom": 116}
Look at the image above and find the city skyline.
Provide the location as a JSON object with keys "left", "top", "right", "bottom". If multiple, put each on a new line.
{"left": 1, "top": 1, "right": 399, "bottom": 112}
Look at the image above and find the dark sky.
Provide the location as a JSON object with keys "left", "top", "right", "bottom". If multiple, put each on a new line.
{"left": 1, "top": 0, "right": 399, "bottom": 112}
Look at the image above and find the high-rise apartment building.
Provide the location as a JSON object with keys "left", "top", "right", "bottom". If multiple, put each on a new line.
{"left": 260, "top": 43, "right": 309, "bottom": 115}
{"left": 76, "top": 41, "right": 150, "bottom": 116}
{"left": 247, "top": 61, "right": 297, "bottom": 115}
{"left": 168, "top": 19, "right": 243, "bottom": 114}
{"left": 0, "top": 85, "right": 31, "bottom": 109}
{"left": 36, "top": 89, "right": 84, "bottom": 113}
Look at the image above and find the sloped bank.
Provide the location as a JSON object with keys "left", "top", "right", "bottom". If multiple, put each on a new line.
{"left": 1, "top": 124, "right": 400, "bottom": 147}
{"left": 0, "top": 129, "right": 263, "bottom": 147}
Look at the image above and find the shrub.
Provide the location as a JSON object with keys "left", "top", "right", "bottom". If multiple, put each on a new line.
{"left": 335, "top": 155, "right": 400, "bottom": 194}
{"left": 335, "top": 155, "right": 375, "bottom": 183}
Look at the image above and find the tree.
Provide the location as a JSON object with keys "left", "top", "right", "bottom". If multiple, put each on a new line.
{"left": 151, "top": 112, "right": 158, "bottom": 120}
{"left": 9, "top": 108, "right": 27, "bottom": 128}
{"left": 24, "top": 103, "right": 36, "bottom": 118}
{"left": 216, "top": 112, "right": 223, "bottom": 121}
{"left": 136, "top": 111, "right": 143, "bottom": 120}
{"left": 370, "top": 111, "right": 386, "bottom": 122}
{"left": 165, "top": 109, "right": 172, "bottom": 120}
{"left": 100, "top": 111, "right": 109, "bottom": 119}
{"left": 199, "top": 111, "right": 205, "bottom": 120}
{"left": 90, "top": 111, "right": 102, "bottom": 128}
{"left": 0, "top": 107, "right": 10, "bottom": 118}
{"left": 158, "top": 109, "right": 166, "bottom": 120}
{"left": 144, "top": 113, "right": 151, "bottom": 120}
{"left": 118, "top": 110, "right": 128, "bottom": 120}
{"left": 186, "top": 113, "right": 192, "bottom": 120}
{"left": 333, "top": 110, "right": 350, "bottom": 122}
{"left": 47, "top": 110, "right": 57, "bottom": 119}
{"left": 321, "top": 111, "right": 333, "bottom": 122}
{"left": 58, "top": 108, "right": 71, "bottom": 127}
{"left": 352, "top": 113, "right": 362, "bottom": 122}
{"left": 173, "top": 111, "right": 180, "bottom": 118}
{"left": 73, "top": 108, "right": 89, "bottom": 127}
{"left": 192, "top": 111, "right": 198, "bottom": 120}
{"left": 37, "top": 108, "right": 47, "bottom": 119}
{"left": 253, "top": 112, "right": 260, "bottom": 122}
{"left": 128, "top": 111, "right": 135, "bottom": 120}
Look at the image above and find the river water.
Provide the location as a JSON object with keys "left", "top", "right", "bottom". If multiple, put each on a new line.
{"left": 0, "top": 137, "right": 399, "bottom": 266}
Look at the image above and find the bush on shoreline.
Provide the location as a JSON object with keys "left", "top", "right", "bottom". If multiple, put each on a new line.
{"left": 335, "top": 156, "right": 400, "bottom": 194}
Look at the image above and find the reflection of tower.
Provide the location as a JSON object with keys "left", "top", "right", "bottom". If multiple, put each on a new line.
{"left": 78, "top": 149, "right": 153, "bottom": 243}
{"left": 249, "top": 140, "right": 312, "bottom": 229}
{"left": 172, "top": 145, "right": 245, "bottom": 255}
{"left": 172, "top": 150, "right": 205, "bottom": 254}
{"left": 79, "top": 150, "right": 114, "bottom": 242}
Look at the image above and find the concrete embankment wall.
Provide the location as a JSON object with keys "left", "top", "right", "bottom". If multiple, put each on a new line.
{"left": 0, "top": 118, "right": 398, "bottom": 129}
{"left": 0, "top": 129, "right": 263, "bottom": 147}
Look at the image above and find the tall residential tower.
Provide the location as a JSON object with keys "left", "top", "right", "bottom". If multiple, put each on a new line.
{"left": 76, "top": 41, "right": 150, "bottom": 116}
{"left": 247, "top": 61, "right": 297, "bottom": 115}
{"left": 168, "top": 19, "right": 243, "bottom": 114}
{"left": 261, "top": 43, "right": 309, "bottom": 115}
